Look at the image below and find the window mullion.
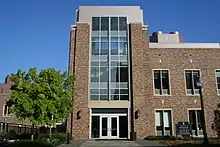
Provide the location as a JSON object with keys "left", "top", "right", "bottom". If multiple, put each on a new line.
{"left": 108, "top": 17, "right": 111, "bottom": 101}
{"left": 99, "top": 17, "right": 101, "bottom": 100}
{"left": 160, "top": 71, "right": 163, "bottom": 95}
{"left": 195, "top": 110, "right": 198, "bottom": 136}
{"left": 191, "top": 71, "right": 195, "bottom": 95}
{"left": 162, "top": 110, "right": 165, "bottom": 136}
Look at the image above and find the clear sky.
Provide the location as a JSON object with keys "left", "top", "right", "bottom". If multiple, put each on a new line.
{"left": 0, "top": 0, "right": 220, "bottom": 82}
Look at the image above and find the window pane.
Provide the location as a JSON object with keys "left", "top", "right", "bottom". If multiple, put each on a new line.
{"left": 154, "top": 70, "right": 161, "bottom": 91}
{"left": 4, "top": 105, "right": 7, "bottom": 116}
{"left": 185, "top": 70, "right": 193, "bottom": 89}
{"left": 92, "top": 37, "right": 99, "bottom": 42}
{"left": 119, "top": 37, "right": 127, "bottom": 42}
{"left": 217, "top": 84, "right": 220, "bottom": 90}
{"left": 111, "top": 95, "right": 119, "bottom": 100}
{"left": 101, "top": 37, "right": 108, "bottom": 42}
{"left": 155, "top": 111, "right": 163, "bottom": 127}
{"left": 163, "top": 111, "right": 171, "bottom": 127}
{"left": 100, "top": 67, "right": 108, "bottom": 82}
{"left": 101, "top": 17, "right": 109, "bottom": 30}
{"left": 91, "top": 61, "right": 99, "bottom": 66}
{"left": 111, "top": 61, "right": 119, "bottom": 67}
{"left": 92, "top": 42, "right": 99, "bottom": 55}
{"left": 91, "top": 67, "right": 99, "bottom": 82}
{"left": 111, "top": 42, "right": 118, "bottom": 55}
{"left": 100, "top": 42, "right": 108, "bottom": 55}
{"left": 111, "top": 37, "right": 118, "bottom": 42}
{"left": 111, "top": 42, "right": 118, "bottom": 49}
{"left": 90, "top": 89, "right": 99, "bottom": 95}
{"left": 216, "top": 71, "right": 220, "bottom": 78}
{"left": 100, "top": 89, "right": 108, "bottom": 95}
{"left": 120, "top": 67, "right": 128, "bottom": 82}
{"left": 120, "top": 95, "right": 128, "bottom": 100}
{"left": 189, "top": 110, "right": 197, "bottom": 130}
{"left": 111, "top": 67, "right": 119, "bottom": 82}
{"left": 100, "top": 95, "right": 109, "bottom": 100}
{"left": 111, "top": 89, "right": 119, "bottom": 94}
{"left": 91, "top": 116, "right": 100, "bottom": 138}
{"left": 119, "top": 61, "right": 128, "bottom": 66}
{"left": 92, "top": 17, "right": 100, "bottom": 31}
{"left": 119, "top": 17, "right": 127, "bottom": 30}
{"left": 162, "top": 70, "right": 170, "bottom": 95}
{"left": 193, "top": 70, "right": 200, "bottom": 89}
{"left": 197, "top": 110, "right": 203, "bottom": 124}
{"left": 120, "top": 89, "right": 128, "bottom": 95}
{"left": 91, "top": 95, "right": 99, "bottom": 100}
{"left": 100, "top": 61, "right": 108, "bottom": 67}
{"left": 119, "top": 42, "right": 127, "bottom": 55}
{"left": 111, "top": 17, "right": 118, "bottom": 31}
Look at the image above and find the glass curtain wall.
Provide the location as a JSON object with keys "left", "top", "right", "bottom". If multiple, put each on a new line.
{"left": 90, "top": 17, "right": 129, "bottom": 101}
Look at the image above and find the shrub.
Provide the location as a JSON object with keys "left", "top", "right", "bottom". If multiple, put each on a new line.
{"left": 16, "top": 133, "right": 31, "bottom": 140}
{"left": 2, "top": 140, "right": 54, "bottom": 147}
{"left": 36, "top": 133, "right": 66, "bottom": 146}
{"left": 145, "top": 135, "right": 177, "bottom": 140}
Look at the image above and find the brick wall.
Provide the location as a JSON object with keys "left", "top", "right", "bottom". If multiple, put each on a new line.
{"left": 68, "top": 23, "right": 90, "bottom": 139}
{"left": 130, "top": 23, "right": 220, "bottom": 138}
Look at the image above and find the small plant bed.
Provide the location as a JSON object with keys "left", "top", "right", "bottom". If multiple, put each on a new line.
{"left": 36, "top": 133, "right": 66, "bottom": 146}
{"left": 1, "top": 140, "right": 54, "bottom": 147}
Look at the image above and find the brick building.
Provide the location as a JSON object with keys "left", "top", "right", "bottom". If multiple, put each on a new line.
{"left": 68, "top": 6, "right": 220, "bottom": 140}
{"left": 0, "top": 76, "right": 33, "bottom": 134}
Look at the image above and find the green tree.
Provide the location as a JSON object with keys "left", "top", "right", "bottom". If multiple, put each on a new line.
{"left": 7, "top": 68, "right": 75, "bottom": 138}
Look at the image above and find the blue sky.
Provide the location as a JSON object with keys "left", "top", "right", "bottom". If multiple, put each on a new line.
{"left": 0, "top": 0, "right": 220, "bottom": 82}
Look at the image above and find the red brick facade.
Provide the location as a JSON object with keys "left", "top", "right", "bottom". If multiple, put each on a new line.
{"left": 69, "top": 22, "right": 220, "bottom": 139}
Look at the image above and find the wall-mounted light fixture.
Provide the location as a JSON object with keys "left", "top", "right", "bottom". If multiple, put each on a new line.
{"left": 77, "top": 110, "right": 81, "bottom": 119}
{"left": 135, "top": 109, "right": 140, "bottom": 119}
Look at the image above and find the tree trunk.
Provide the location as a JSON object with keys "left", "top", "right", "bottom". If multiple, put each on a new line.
{"left": 49, "top": 125, "right": 52, "bottom": 138}
{"left": 31, "top": 124, "right": 34, "bottom": 141}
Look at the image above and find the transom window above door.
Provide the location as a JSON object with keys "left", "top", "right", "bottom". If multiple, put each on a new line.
{"left": 153, "top": 70, "right": 171, "bottom": 95}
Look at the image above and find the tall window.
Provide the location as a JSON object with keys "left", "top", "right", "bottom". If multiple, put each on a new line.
{"left": 216, "top": 70, "right": 220, "bottom": 95}
{"left": 90, "top": 17, "right": 128, "bottom": 101}
{"left": 155, "top": 110, "right": 172, "bottom": 136}
{"left": 188, "top": 110, "right": 204, "bottom": 136}
{"left": 185, "top": 70, "right": 200, "bottom": 95}
{"left": 153, "top": 70, "right": 170, "bottom": 95}
{"left": 3, "top": 105, "right": 10, "bottom": 117}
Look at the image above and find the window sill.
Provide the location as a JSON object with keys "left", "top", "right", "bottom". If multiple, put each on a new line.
{"left": 186, "top": 94, "right": 200, "bottom": 96}
{"left": 2, "top": 116, "right": 11, "bottom": 117}
{"left": 154, "top": 94, "right": 172, "bottom": 97}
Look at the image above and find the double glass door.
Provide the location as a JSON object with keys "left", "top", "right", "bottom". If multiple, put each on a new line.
{"left": 100, "top": 115, "right": 119, "bottom": 139}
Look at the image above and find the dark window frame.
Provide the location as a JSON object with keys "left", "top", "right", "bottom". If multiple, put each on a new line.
{"left": 185, "top": 70, "right": 200, "bottom": 95}
{"left": 153, "top": 70, "right": 171, "bottom": 95}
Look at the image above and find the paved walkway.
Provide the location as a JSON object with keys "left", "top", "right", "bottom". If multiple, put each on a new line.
{"left": 58, "top": 140, "right": 167, "bottom": 147}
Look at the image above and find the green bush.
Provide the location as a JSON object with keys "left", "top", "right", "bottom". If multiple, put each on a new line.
{"left": 145, "top": 135, "right": 177, "bottom": 140}
{"left": 2, "top": 140, "right": 54, "bottom": 147}
{"left": 36, "top": 133, "right": 66, "bottom": 146}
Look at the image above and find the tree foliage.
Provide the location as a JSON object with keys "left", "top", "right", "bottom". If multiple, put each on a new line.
{"left": 7, "top": 68, "right": 75, "bottom": 126}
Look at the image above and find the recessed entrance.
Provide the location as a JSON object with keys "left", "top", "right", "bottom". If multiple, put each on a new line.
{"left": 90, "top": 108, "right": 128, "bottom": 139}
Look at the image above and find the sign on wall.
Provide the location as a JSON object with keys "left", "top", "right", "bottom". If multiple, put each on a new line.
{"left": 176, "top": 122, "right": 192, "bottom": 136}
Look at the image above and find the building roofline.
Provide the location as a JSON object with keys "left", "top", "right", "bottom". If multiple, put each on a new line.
{"left": 149, "top": 43, "right": 220, "bottom": 49}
